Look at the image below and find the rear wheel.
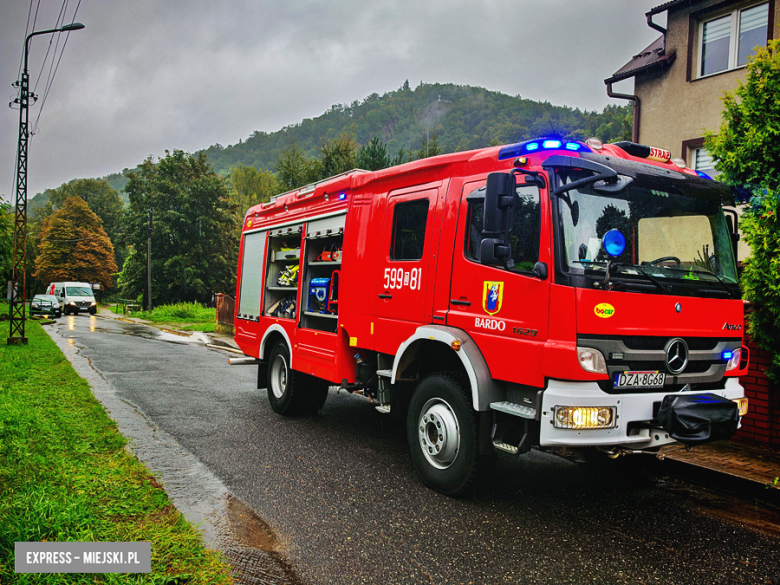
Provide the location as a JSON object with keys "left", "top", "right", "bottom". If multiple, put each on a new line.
{"left": 407, "top": 373, "right": 493, "bottom": 496}
{"left": 267, "top": 341, "right": 327, "bottom": 415}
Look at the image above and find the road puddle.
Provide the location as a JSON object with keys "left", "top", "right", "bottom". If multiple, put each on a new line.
{"left": 44, "top": 318, "right": 302, "bottom": 585}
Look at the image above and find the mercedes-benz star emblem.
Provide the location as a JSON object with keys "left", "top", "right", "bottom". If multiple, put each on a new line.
{"left": 675, "top": 302, "right": 682, "bottom": 313}
{"left": 665, "top": 338, "right": 688, "bottom": 374}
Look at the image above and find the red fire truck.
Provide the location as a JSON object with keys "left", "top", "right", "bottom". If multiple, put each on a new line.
{"left": 232, "top": 137, "right": 749, "bottom": 495}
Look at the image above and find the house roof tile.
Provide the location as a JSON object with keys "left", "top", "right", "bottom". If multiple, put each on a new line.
{"left": 605, "top": 36, "right": 676, "bottom": 83}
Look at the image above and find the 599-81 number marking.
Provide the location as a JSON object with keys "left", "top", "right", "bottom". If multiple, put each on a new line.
{"left": 383, "top": 267, "right": 423, "bottom": 290}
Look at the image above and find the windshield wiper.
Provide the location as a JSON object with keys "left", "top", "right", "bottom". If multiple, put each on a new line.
{"left": 580, "top": 260, "right": 669, "bottom": 294}
{"left": 608, "top": 262, "right": 670, "bottom": 295}
{"left": 658, "top": 266, "right": 734, "bottom": 298}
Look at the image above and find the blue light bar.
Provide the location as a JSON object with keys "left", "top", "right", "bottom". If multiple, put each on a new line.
{"left": 696, "top": 171, "right": 713, "bottom": 180}
{"left": 339, "top": 192, "right": 347, "bottom": 200}
{"left": 497, "top": 138, "right": 592, "bottom": 160}
{"left": 722, "top": 350, "right": 733, "bottom": 360}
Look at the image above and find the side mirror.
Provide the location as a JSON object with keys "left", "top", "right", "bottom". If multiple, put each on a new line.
{"left": 480, "top": 172, "right": 516, "bottom": 268}
{"left": 532, "top": 262, "right": 548, "bottom": 280}
{"left": 483, "top": 172, "right": 516, "bottom": 232}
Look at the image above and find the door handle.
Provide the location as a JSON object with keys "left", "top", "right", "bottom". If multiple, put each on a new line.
{"left": 450, "top": 299, "right": 471, "bottom": 306}
{"left": 379, "top": 294, "right": 392, "bottom": 299}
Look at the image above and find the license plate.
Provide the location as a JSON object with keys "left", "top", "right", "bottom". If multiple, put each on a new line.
{"left": 614, "top": 371, "right": 665, "bottom": 389}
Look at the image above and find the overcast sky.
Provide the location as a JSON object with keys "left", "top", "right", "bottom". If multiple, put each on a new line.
{"left": 0, "top": 0, "right": 664, "bottom": 202}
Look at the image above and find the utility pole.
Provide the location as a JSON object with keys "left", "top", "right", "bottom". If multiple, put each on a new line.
{"left": 147, "top": 208, "right": 152, "bottom": 312}
{"left": 7, "top": 22, "right": 85, "bottom": 345}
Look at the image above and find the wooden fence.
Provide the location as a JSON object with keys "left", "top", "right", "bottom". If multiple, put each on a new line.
{"left": 215, "top": 294, "right": 235, "bottom": 335}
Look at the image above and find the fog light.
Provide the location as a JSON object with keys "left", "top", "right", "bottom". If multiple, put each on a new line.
{"left": 577, "top": 347, "right": 607, "bottom": 374}
{"left": 554, "top": 406, "right": 616, "bottom": 429}
{"left": 725, "top": 348, "right": 741, "bottom": 371}
{"left": 733, "top": 397, "right": 749, "bottom": 416}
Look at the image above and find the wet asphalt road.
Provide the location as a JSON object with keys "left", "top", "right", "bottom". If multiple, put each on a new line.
{"left": 47, "top": 314, "right": 780, "bottom": 585}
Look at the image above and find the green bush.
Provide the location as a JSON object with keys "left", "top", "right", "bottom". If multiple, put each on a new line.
{"left": 706, "top": 39, "right": 780, "bottom": 381}
{"left": 740, "top": 190, "right": 780, "bottom": 381}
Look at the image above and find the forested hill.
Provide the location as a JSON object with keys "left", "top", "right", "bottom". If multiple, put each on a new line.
{"left": 201, "top": 81, "right": 632, "bottom": 177}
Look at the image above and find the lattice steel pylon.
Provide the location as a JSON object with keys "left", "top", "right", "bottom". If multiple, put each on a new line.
{"left": 7, "top": 70, "right": 31, "bottom": 345}
{"left": 7, "top": 23, "right": 85, "bottom": 345}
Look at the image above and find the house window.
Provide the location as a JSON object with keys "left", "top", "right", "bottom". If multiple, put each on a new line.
{"left": 700, "top": 2, "right": 768, "bottom": 77}
{"left": 693, "top": 147, "right": 718, "bottom": 176}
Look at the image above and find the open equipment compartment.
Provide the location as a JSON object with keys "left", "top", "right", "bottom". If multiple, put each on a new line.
{"left": 263, "top": 224, "right": 303, "bottom": 320}
{"left": 300, "top": 214, "right": 345, "bottom": 333}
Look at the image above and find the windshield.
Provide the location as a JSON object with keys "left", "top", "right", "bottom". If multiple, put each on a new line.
{"left": 554, "top": 169, "right": 738, "bottom": 296}
{"left": 66, "top": 286, "right": 94, "bottom": 297}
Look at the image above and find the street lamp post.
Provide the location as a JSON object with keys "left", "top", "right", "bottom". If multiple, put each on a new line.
{"left": 7, "top": 22, "right": 85, "bottom": 345}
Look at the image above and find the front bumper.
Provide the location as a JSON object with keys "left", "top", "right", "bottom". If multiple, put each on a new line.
{"left": 539, "top": 377, "right": 744, "bottom": 449}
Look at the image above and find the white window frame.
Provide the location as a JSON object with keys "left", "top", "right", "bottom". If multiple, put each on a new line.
{"left": 698, "top": 1, "right": 769, "bottom": 79}
{"left": 692, "top": 147, "right": 718, "bottom": 177}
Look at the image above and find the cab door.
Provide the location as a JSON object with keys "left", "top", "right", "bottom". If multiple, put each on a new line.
{"left": 374, "top": 185, "right": 439, "bottom": 349}
{"left": 447, "top": 178, "right": 551, "bottom": 387}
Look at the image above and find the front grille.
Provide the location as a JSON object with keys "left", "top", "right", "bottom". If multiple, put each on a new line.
{"left": 621, "top": 336, "right": 722, "bottom": 351}
{"left": 77, "top": 301, "right": 91, "bottom": 308}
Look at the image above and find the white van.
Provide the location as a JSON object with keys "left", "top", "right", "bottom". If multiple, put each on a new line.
{"left": 46, "top": 282, "right": 97, "bottom": 315}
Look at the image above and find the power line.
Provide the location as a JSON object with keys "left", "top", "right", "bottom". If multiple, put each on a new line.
{"left": 32, "top": 0, "right": 81, "bottom": 136}
{"left": 32, "top": 0, "right": 68, "bottom": 96}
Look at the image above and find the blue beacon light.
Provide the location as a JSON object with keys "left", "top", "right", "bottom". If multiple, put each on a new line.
{"left": 603, "top": 229, "right": 626, "bottom": 257}
{"left": 722, "top": 350, "right": 734, "bottom": 360}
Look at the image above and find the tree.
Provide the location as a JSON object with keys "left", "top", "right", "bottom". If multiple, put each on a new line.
{"left": 705, "top": 39, "right": 780, "bottom": 381}
{"left": 0, "top": 201, "right": 13, "bottom": 284}
{"left": 121, "top": 150, "right": 238, "bottom": 306}
{"left": 33, "top": 197, "right": 117, "bottom": 290}
{"left": 357, "top": 136, "right": 391, "bottom": 171}
{"left": 417, "top": 128, "right": 442, "bottom": 159}
{"left": 275, "top": 140, "right": 312, "bottom": 191}
{"left": 739, "top": 190, "right": 780, "bottom": 381}
{"left": 229, "top": 164, "right": 279, "bottom": 213}
{"left": 705, "top": 39, "right": 780, "bottom": 188}
{"left": 315, "top": 132, "right": 357, "bottom": 179}
{"left": 36, "top": 178, "right": 126, "bottom": 269}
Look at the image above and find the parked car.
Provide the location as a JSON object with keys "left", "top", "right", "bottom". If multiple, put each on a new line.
{"left": 30, "top": 294, "right": 62, "bottom": 318}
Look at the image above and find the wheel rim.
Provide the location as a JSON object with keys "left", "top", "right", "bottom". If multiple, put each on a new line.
{"left": 417, "top": 397, "right": 460, "bottom": 470}
{"left": 270, "top": 354, "right": 288, "bottom": 399}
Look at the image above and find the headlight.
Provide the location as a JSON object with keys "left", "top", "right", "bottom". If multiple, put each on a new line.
{"left": 725, "top": 348, "right": 742, "bottom": 371}
{"left": 733, "top": 397, "right": 749, "bottom": 416}
{"left": 68, "top": 301, "right": 75, "bottom": 305}
{"left": 577, "top": 347, "right": 607, "bottom": 374}
{"left": 554, "top": 406, "right": 617, "bottom": 429}
{"left": 90, "top": 301, "right": 96, "bottom": 306}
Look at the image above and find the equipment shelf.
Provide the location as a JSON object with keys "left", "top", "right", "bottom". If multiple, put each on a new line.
{"left": 303, "top": 311, "right": 338, "bottom": 319}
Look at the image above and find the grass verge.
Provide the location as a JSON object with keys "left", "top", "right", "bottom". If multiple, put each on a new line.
{"left": 0, "top": 319, "right": 233, "bottom": 584}
{"left": 126, "top": 303, "right": 215, "bottom": 325}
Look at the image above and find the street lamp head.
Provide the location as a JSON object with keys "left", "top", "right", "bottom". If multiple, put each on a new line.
{"left": 60, "top": 22, "right": 85, "bottom": 31}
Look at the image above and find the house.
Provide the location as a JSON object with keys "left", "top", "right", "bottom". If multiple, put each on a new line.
{"left": 607, "top": 0, "right": 780, "bottom": 450}
{"left": 605, "top": 0, "right": 777, "bottom": 176}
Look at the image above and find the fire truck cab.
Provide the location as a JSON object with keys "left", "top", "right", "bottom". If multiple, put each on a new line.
{"left": 234, "top": 137, "right": 749, "bottom": 495}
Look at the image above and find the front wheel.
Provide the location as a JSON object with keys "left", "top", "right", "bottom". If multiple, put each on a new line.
{"left": 407, "top": 373, "right": 493, "bottom": 496}
{"left": 267, "top": 341, "right": 327, "bottom": 415}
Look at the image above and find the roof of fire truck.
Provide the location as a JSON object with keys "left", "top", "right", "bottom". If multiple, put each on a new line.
{"left": 242, "top": 137, "right": 731, "bottom": 231}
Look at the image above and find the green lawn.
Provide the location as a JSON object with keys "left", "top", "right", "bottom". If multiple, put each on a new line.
{"left": 126, "top": 303, "right": 215, "bottom": 324}
{"left": 0, "top": 319, "right": 233, "bottom": 584}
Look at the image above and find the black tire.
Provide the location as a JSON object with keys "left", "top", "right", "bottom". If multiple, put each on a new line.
{"left": 63, "top": 306, "right": 69, "bottom": 316}
{"left": 407, "top": 372, "right": 493, "bottom": 496}
{"left": 89, "top": 307, "right": 97, "bottom": 315}
{"left": 266, "top": 341, "right": 327, "bottom": 415}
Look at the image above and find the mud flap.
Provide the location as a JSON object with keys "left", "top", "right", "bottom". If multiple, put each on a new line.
{"left": 658, "top": 393, "right": 739, "bottom": 445}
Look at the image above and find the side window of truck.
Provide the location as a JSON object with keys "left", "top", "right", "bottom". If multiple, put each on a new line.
{"left": 390, "top": 199, "right": 429, "bottom": 261}
{"left": 465, "top": 184, "right": 541, "bottom": 272}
